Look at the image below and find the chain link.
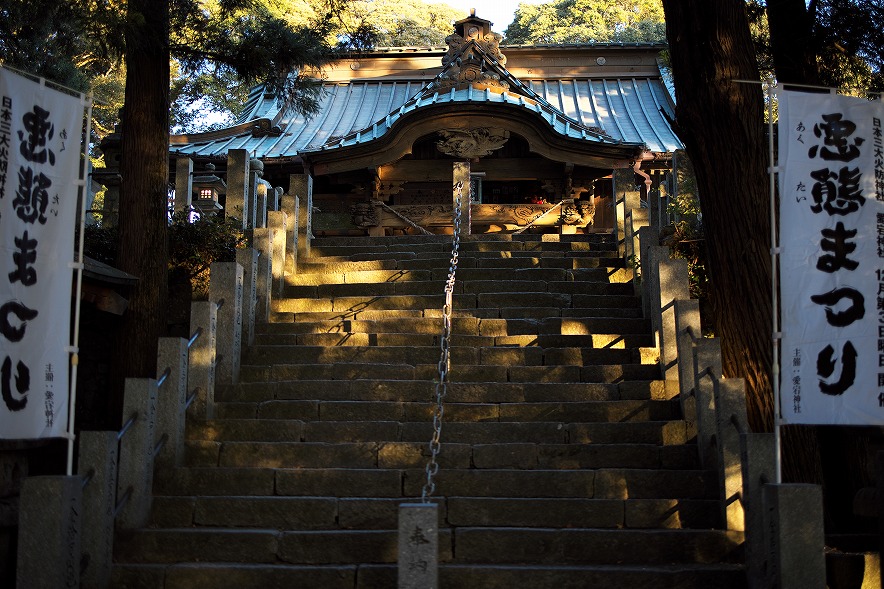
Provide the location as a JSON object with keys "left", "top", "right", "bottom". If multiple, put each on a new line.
{"left": 421, "top": 180, "right": 464, "bottom": 502}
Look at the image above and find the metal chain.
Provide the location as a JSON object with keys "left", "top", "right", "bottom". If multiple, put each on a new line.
{"left": 421, "top": 181, "right": 464, "bottom": 501}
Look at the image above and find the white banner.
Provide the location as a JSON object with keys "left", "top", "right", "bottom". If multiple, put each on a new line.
{"left": 0, "top": 69, "right": 85, "bottom": 438}
{"left": 779, "top": 89, "right": 884, "bottom": 425}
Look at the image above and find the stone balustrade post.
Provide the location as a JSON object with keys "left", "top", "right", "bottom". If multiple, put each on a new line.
{"left": 226, "top": 149, "right": 250, "bottom": 229}
{"left": 236, "top": 248, "right": 259, "bottom": 348}
{"left": 174, "top": 157, "right": 193, "bottom": 217}
{"left": 253, "top": 228, "right": 274, "bottom": 322}
{"left": 78, "top": 431, "right": 118, "bottom": 589}
{"left": 453, "top": 162, "right": 471, "bottom": 236}
{"left": 713, "top": 377, "right": 748, "bottom": 531}
{"left": 658, "top": 257, "right": 690, "bottom": 382}
{"left": 643, "top": 245, "right": 668, "bottom": 350}
{"left": 614, "top": 167, "right": 642, "bottom": 257}
{"left": 116, "top": 378, "right": 157, "bottom": 529}
{"left": 637, "top": 226, "right": 660, "bottom": 308}
{"left": 741, "top": 433, "right": 777, "bottom": 589}
{"left": 399, "top": 503, "right": 439, "bottom": 589}
{"left": 16, "top": 476, "right": 82, "bottom": 588}
{"left": 209, "top": 262, "right": 243, "bottom": 385}
{"left": 155, "top": 337, "right": 188, "bottom": 470}
{"left": 267, "top": 211, "right": 288, "bottom": 295}
{"left": 674, "top": 299, "right": 701, "bottom": 441}
{"left": 763, "top": 484, "right": 826, "bottom": 588}
{"left": 693, "top": 338, "right": 721, "bottom": 470}
{"left": 188, "top": 301, "right": 217, "bottom": 420}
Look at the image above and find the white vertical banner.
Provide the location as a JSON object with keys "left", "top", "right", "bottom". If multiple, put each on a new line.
{"left": 778, "top": 89, "right": 884, "bottom": 425}
{"left": 0, "top": 69, "right": 85, "bottom": 438}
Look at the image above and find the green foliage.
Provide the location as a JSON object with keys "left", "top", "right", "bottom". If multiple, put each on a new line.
{"left": 83, "top": 213, "right": 245, "bottom": 298}
{"left": 167, "top": 212, "right": 245, "bottom": 298}
{"left": 334, "top": 0, "right": 462, "bottom": 49}
{"left": 505, "top": 0, "right": 666, "bottom": 44}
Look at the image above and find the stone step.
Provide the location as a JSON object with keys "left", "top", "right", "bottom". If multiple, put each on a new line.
{"left": 212, "top": 399, "right": 680, "bottom": 423}
{"left": 268, "top": 305, "right": 645, "bottom": 326}
{"left": 283, "top": 278, "right": 634, "bottom": 298}
{"left": 153, "top": 467, "right": 715, "bottom": 499}
{"left": 287, "top": 266, "right": 621, "bottom": 286}
{"left": 260, "top": 315, "right": 647, "bottom": 337}
{"left": 147, "top": 495, "right": 721, "bottom": 530}
{"left": 242, "top": 344, "right": 644, "bottom": 367}
{"left": 251, "top": 332, "right": 654, "bottom": 348}
{"left": 218, "top": 379, "right": 670, "bottom": 404}
{"left": 111, "top": 562, "right": 745, "bottom": 589}
{"left": 239, "top": 362, "right": 662, "bottom": 384}
{"left": 114, "top": 527, "right": 741, "bottom": 567}
{"left": 311, "top": 232, "right": 615, "bottom": 247}
{"left": 309, "top": 240, "right": 618, "bottom": 258}
{"left": 183, "top": 440, "right": 699, "bottom": 470}
{"left": 187, "top": 419, "right": 688, "bottom": 445}
{"left": 271, "top": 292, "right": 643, "bottom": 314}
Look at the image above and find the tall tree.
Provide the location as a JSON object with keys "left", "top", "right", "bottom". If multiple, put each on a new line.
{"left": 659, "top": 0, "right": 775, "bottom": 432}
{"left": 506, "top": 0, "right": 665, "bottom": 44}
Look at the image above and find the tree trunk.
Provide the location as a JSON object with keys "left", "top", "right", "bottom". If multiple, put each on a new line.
{"left": 111, "top": 0, "right": 171, "bottom": 423}
{"left": 661, "top": 0, "right": 825, "bottom": 487}
{"left": 661, "top": 0, "right": 774, "bottom": 432}
{"left": 766, "top": 0, "right": 821, "bottom": 85}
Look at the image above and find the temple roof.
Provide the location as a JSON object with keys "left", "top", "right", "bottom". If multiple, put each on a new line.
{"left": 170, "top": 27, "right": 681, "bottom": 162}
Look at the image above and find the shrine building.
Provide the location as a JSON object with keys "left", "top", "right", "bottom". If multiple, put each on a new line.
{"left": 165, "top": 10, "right": 681, "bottom": 235}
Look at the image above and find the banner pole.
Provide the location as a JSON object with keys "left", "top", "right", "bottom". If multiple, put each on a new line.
{"left": 66, "top": 92, "right": 94, "bottom": 476}
{"left": 767, "top": 79, "right": 783, "bottom": 484}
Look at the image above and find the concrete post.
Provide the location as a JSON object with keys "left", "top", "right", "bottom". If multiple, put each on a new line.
{"left": 614, "top": 167, "right": 642, "bottom": 257}
{"left": 763, "top": 484, "right": 826, "bottom": 589}
{"left": 174, "top": 157, "right": 193, "bottom": 217}
{"left": 226, "top": 149, "right": 250, "bottom": 228}
{"left": 248, "top": 169, "right": 261, "bottom": 229}
{"left": 453, "top": 162, "right": 471, "bottom": 236}
{"left": 693, "top": 338, "right": 721, "bottom": 470}
{"left": 637, "top": 226, "right": 660, "bottom": 309}
{"left": 188, "top": 301, "right": 217, "bottom": 420}
{"left": 256, "top": 181, "right": 269, "bottom": 228}
{"left": 16, "top": 476, "right": 82, "bottom": 588}
{"left": 156, "top": 337, "right": 188, "bottom": 470}
{"left": 209, "top": 262, "right": 243, "bottom": 385}
{"left": 399, "top": 503, "right": 439, "bottom": 589}
{"left": 267, "top": 211, "right": 288, "bottom": 295}
{"left": 253, "top": 229, "right": 274, "bottom": 323}
{"left": 713, "top": 378, "right": 748, "bottom": 531}
{"left": 289, "top": 197, "right": 300, "bottom": 275}
{"left": 644, "top": 245, "right": 669, "bottom": 350}
{"left": 287, "top": 174, "right": 312, "bottom": 261}
{"left": 117, "top": 378, "right": 157, "bottom": 529}
{"left": 741, "top": 433, "right": 777, "bottom": 589}
{"left": 236, "top": 248, "right": 259, "bottom": 348}
{"left": 78, "top": 431, "right": 118, "bottom": 589}
{"left": 674, "top": 299, "right": 701, "bottom": 441}
{"left": 658, "top": 257, "right": 690, "bottom": 382}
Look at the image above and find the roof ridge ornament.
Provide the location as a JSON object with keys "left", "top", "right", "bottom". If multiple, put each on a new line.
{"left": 431, "top": 12, "right": 509, "bottom": 94}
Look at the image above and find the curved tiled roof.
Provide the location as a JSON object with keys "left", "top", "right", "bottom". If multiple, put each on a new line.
{"left": 170, "top": 41, "right": 681, "bottom": 160}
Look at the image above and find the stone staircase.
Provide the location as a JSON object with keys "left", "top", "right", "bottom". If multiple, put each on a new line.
{"left": 111, "top": 233, "right": 745, "bottom": 588}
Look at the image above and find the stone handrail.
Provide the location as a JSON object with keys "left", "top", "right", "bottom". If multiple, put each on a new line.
{"left": 14, "top": 237, "right": 273, "bottom": 587}
{"left": 636, "top": 224, "right": 826, "bottom": 589}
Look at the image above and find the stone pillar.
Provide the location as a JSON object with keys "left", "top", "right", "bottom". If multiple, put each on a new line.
{"left": 693, "top": 338, "right": 722, "bottom": 470}
{"left": 637, "top": 226, "right": 660, "bottom": 309}
{"left": 614, "top": 167, "right": 642, "bottom": 257}
{"left": 117, "top": 378, "right": 157, "bottom": 529}
{"left": 399, "top": 503, "right": 439, "bottom": 589}
{"left": 741, "top": 433, "right": 777, "bottom": 589}
{"left": 453, "top": 162, "right": 471, "bottom": 236}
{"left": 174, "top": 157, "right": 193, "bottom": 217}
{"left": 209, "top": 262, "right": 243, "bottom": 385}
{"left": 287, "top": 174, "right": 311, "bottom": 261}
{"left": 256, "top": 181, "right": 269, "bottom": 228}
{"left": 643, "top": 245, "right": 669, "bottom": 347}
{"left": 763, "top": 484, "right": 825, "bottom": 588}
{"left": 267, "top": 211, "right": 288, "bottom": 295}
{"left": 236, "top": 248, "right": 259, "bottom": 348}
{"left": 226, "top": 149, "right": 250, "bottom": 228}
{"left": 155, "top": 338, "right": 188, "bottom": 470}
{"left": 714, "top": 378, "right": 748, "bottom": 531}
{"left": 248, "top": 169, "right": 261, "bottom": 229}
{"left": 674, "top": 299, "right": 701, "bottom": 441}
{"left": 188, "top": 301, "right": 217, "bottom": 420}
{"left": 658, "top": 257, "right": 690, "bottom": 382}
{"left": 253, "top": 229, "right": 274, "bottom": 323}
{"left": 17, "top": 476, "right": 82, "bottom": 588}
{"left": 78, "top": 431, "right": 118, "bottom": 589}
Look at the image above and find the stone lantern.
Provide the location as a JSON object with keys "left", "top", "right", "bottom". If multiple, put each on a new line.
{"left": 192, "top": 163, "right": 226, "bottom": 217}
